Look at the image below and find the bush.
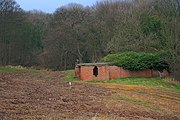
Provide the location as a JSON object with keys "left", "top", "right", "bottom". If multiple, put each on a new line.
{"left": 103, "top": 51, "right": 169, "bottom": 71}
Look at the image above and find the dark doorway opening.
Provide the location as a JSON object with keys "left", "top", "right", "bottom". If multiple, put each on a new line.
{"left": 93, "top": 66, "right": 98, "bottom": 77}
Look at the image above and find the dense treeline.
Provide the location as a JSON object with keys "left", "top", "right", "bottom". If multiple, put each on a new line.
{"left": 0, "top": 0, "right": 179, "bottom": 80}
{"left": 0, "top": 0, "right": 48, "bottom": 66}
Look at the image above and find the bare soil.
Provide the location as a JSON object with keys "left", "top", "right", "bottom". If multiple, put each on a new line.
{"left": 0, "top": 72, "right": 179, "bottom": 120}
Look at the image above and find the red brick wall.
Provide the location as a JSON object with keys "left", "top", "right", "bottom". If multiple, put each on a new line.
{"left": 109, "top": 67, "right": 153, "bottom": 78}
{"left": 80, "top": 66, "right": 110, "bottom": 80}
{"left": 109, "top": 66, "right": 121, "bottom": 79}
{"left": 75, "top": 65, "right": 155, "bottom": 80}
{"left": 120, "top": 67, "right": 130, "bottom": 78}
{"left": 129, "top": 69, "right": 152, "bottom": 77}
{"left": 96, "top": 66, "right": 109, "bottom": 80}
{"left": 80, "top": 66, "right": 94, "bottom": 80}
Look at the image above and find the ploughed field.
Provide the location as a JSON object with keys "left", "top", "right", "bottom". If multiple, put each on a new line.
{"left": 0, "top": 69, "right": 180, "bottom": 120}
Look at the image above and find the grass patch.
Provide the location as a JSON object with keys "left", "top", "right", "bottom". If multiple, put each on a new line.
{"left": 87, "top": 80, "right": 106, "bottom": 83}
{"left": 108, "top": 78, "right": 180, "bottom": 92}
{"left": 111, "top": 94, "right": 164, "bottom": 112}
{"left": 0, "top": 66, "right": 44, "bottom": 73}
{"left": 66, "top": 70, "right": 75, "bottom": 75}
{"left": 0, "top": 67, "right": 22, "bottom": 73}
{"left": 111, "top": 94, "right": 148, "bottom": 106}
{"left": 64, "top": 70, "right": 79, "bottom": 82}
{"left": 89, "top": 77, "right": 180, "bottom": 92}
{"left": 64, "top": 76, "right": 79, "bottom": 82}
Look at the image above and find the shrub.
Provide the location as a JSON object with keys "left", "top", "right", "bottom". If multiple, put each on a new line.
{"left": 103, "top": 51, "right": 169, "bottom": 71}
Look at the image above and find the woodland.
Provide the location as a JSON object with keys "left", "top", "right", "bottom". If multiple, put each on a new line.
{"left": 0, "top": 0, "right": 179, "bottom": 80}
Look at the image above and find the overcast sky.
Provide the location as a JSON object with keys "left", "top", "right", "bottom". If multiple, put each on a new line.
{"left": 16, "top": 0, "right": 101, "bottom": 13}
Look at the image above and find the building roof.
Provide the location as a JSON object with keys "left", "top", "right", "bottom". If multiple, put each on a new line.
{"left": 76, "top": 62, "right": 109, "bottom": 66}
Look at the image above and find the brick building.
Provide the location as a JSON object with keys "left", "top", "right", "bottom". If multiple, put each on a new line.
{"left": 74, "top": 63, "right": 163, "bottom": 81}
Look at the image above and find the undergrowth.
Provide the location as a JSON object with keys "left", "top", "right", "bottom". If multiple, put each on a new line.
{"left": 89, "top": 77, "right": 180, "bottom": 92}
